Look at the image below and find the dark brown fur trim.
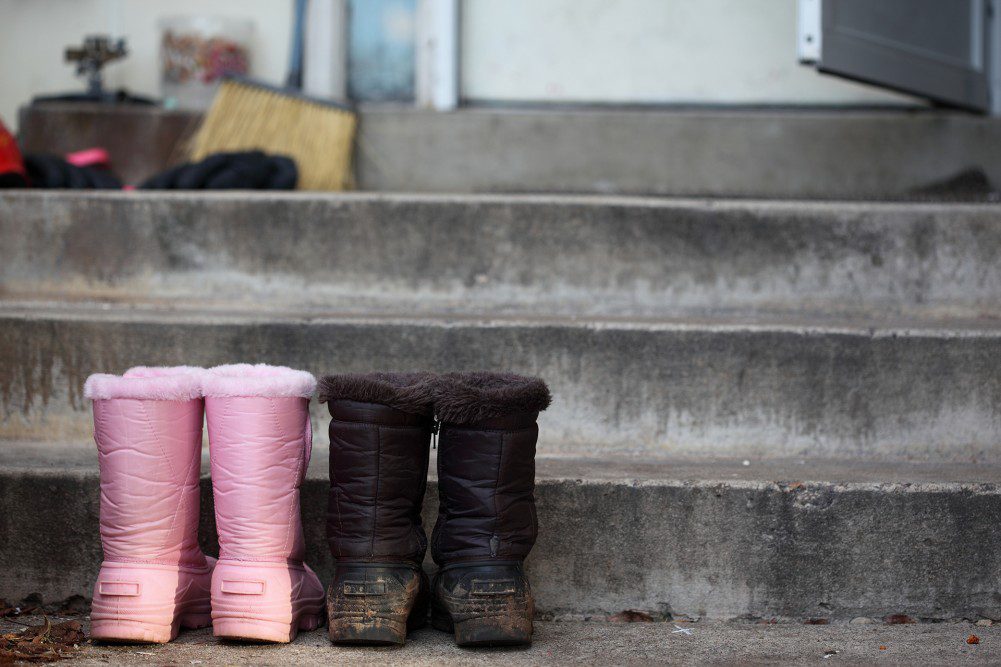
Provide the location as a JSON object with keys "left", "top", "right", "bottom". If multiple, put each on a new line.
{"left": 434, "top": 371, "right": 552, "bottom": 424}
{"left": 318, "top": 372, "right": 436, "bottom": 416}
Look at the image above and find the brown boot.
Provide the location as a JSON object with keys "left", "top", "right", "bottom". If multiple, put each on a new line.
{"left": 319, "top": 372, "right": 437, "bottom": 646}
{"left": 430, "top": 372, "right": 551, "bottom": 647}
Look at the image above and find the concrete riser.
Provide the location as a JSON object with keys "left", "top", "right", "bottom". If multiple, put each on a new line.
{"left": 3, "top": 193, "right": 1001, "bottom": 319}
{"left": 18, "top": 106, "right": 1001, "bottom": 199}
{"left": 356, "top": 109, "right": 1001, "bottom": 199}
{"left": 3, "top": 470, "right": 998, "bottom": 620}
{"left": 2, "top": 314, "right": 999, "bottom": 459}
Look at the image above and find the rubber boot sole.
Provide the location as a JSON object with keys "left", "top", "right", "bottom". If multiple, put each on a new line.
{"left": 327, "top": 565, "right": 429, "bottom": 646}
{"left": 431, "top": 606, "right": 533, "bottom": 647}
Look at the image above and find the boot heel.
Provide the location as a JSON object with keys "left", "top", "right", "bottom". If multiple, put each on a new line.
{"left": 90, "top": 562, "right": 213, "bottom": 644}
{"left": 453, "top": 614, "right": 533, "bottom": 647}
{"left": 326, "top": 564, "right": 428, "bottom": 646}
{"left": 211, "top": 560, "right": 325, "bottom": 643}
{"left": 431, "top": 562, "right": 536, "bottom": 647}
{"left": 329, "top": 616, "right": 407, "bottom": 646}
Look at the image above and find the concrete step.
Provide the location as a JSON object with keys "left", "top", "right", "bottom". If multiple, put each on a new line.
{"left": 3, "top": 192, "right": 1001, "bottom": 320}
{"left": 2, "top": 614, "right": 998, "bottom": 665}
{"left": 1, "top": 446, "right": 998, "bottom": 622}
{"left": 18, "top": 103, "right": 1001, "bottom": 199}
{"left": 3, "top": 303, "right": 1000, "bottom": 459}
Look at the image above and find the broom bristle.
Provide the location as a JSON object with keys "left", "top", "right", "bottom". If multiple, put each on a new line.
{"left": 189, "top": 79, "right": 357, "bottom": 191}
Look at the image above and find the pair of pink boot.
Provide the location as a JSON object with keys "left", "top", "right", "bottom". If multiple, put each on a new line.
{"left": 83, "top": 364, "right": 324, "bottom": 644}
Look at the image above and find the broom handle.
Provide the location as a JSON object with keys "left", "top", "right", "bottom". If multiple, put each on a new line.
{"left": 286, "top": 0, "right": 308, "bottom": 89}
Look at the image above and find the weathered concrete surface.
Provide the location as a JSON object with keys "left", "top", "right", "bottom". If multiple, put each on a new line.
{"left": 2, "top": 304, "right": 1000, "bottom": 459}
{"left": 3, "top": 192, "right": 1001, "bottom": 320}
{"left": 2, "top": 451, "right": 999, "bottom": 621}
{"left": 356, "top": 107, "right": 1001, "bottom": 199}
{"left": 2, "top": 615, "right": 998, "bottom": 666}
{"left": 18, "top": 104, "right": 1001, "bottom": 199}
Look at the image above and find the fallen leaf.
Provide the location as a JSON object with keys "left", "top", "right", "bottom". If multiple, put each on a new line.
{"left": 883, "top": 614, "right": 917, "bottom": 625}
{"left": 0, "top": 618, "right": 85, "bottom": 663}
{"left": 967, "top": 634, "right": 980, "bottom": 645}
{"left": 879, "top": 646, "right": 887, "bottom": 651}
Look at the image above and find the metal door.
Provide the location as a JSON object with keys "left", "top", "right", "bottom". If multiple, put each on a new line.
{"left": 799, "top": 0, "right": 994, "bottom": 112}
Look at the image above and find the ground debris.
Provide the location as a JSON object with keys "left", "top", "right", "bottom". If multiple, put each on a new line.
{"left": 0, "top": 618, "right": 86, "bottom": 663}
{"left": 883, "top": 614, "right": 917, "bottom": 625}
{"left": 967, "top": 634, "right": 980, "bottom": 645}
{"left": 608, "top": 610, "right": 655, "bottom": 622}
{"left": 804, "top": 618, "right": 830, "bottom": 625}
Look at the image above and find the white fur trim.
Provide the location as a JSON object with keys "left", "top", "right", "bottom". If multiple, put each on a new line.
{"left": 202, "top": 364, "right": 316, "bottom": 398}
{"left": 83, "top": 372, "right": 203, "bottom": 401}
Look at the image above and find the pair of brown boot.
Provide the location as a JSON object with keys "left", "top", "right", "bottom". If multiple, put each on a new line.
{"left": 318, "top": 371, "right": 550, "bottom": 647}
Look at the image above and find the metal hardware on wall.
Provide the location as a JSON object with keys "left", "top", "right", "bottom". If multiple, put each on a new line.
{"left": 797, "top": 0, "right": 822, "bottom": 63}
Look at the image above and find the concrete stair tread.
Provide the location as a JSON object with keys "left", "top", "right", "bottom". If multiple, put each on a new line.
{"left": 5, "top": 191, "right": 1001, "bottom": 321}
{"left": 4, "top": 298, "right": 1001, "bottom": 334}
{"left": 2, "top": 615, "right": 998, "bottom": 665}
{"left": 3, "top": 442, "right": 998, "bottom": 485}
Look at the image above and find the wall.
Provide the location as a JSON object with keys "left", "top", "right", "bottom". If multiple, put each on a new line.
{"left": 0, "top": 0, "right": 918, "bottom": 132}
{"left": 0, "top": 0, "right": 293, "bottom": 130}
{"left": 460, "top": 0, "right": 914, "bottom": 105}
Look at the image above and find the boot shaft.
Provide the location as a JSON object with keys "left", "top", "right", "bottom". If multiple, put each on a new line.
{"left": 320, "top": 373, "right": 437, "bottom": 564}
{"left": 86, "top": 372, "right": 204, "bottom": 564}
{"left": 432, "top": 412, "right": 539, "bottom": 564}
{"left": 203, "top": 365, "right": 316, "bottom": 562}
{"left": 206, "top": 395, "right": 310, "bottom": 560}
{"left": 327, "top": 400, "right": 432, "bottom": 562}
{"left": 430, "top": 372, "right": 550, "bottom": 566}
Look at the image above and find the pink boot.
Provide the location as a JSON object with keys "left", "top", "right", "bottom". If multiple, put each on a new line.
{"left": 203, "top": 364, "right": 324, "bottom": 642}
{"left": 84, "top": 367, "right": 214, "bottom": 644}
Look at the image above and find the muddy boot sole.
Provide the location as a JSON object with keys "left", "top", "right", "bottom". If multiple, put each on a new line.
{"left": 431, "top": 606, "right": 532, "bottom": 647}
{"left": 327, "top": 563, "right": 429, "bottom": 646}
{"left": 430, "top": 562, "right": 534, "bottom": 647}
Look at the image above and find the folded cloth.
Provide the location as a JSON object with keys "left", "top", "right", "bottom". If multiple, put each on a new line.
{"left": 140, "top": 151, "right": 298, "bottom": 190}
{"left": 22, "top": 153, "right": 122, "bottom": 189}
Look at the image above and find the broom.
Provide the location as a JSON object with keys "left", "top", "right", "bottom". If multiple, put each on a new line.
{"left": 187, "top": 0, "right": 357, "bottom": 191}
